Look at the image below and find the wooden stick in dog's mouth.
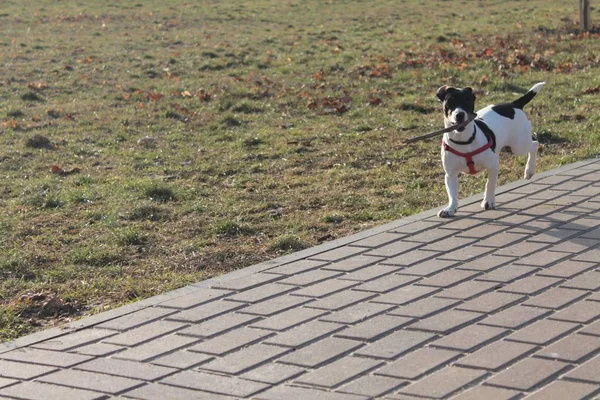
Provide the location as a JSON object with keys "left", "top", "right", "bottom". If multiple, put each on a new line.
{"left": 401, "top": 114, "right": 477, "bottom": 146}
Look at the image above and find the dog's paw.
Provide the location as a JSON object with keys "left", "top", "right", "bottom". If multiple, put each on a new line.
{"left": 525, "top": 170, "right": 535, "bottom": 180}
{"left": 481, "top": 200, "right": 496, "bottom": 210}
{"left": 438, "top": 208, "right": 456, "bottom": 218}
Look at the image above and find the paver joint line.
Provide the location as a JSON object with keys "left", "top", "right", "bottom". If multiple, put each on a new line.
{"left": 2, "top": 158, "right": 600, "bottom": 400}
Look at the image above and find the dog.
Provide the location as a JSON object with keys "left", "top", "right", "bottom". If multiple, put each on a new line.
{"left": 436, "top": 82, "right": 545, "bottom": 217}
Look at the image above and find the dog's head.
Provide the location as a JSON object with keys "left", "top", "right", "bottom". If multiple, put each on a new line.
{"left": 436, "top": 86, "right": 476, "bottom": 131}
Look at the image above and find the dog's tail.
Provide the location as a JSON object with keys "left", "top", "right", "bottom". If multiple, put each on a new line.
{"left": 511, "top": 82, "right": 546, "bottom": 109}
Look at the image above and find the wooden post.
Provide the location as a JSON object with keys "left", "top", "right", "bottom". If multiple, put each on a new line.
{"left": 580, "top": 0, "right": 591, "bottom": 31}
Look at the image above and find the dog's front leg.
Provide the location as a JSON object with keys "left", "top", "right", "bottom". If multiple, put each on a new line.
{"left": 482, "top": 166, "right": 499, "bottom": 210}
{"left": 439, "top": 173, "right": 459, "bottom": 217}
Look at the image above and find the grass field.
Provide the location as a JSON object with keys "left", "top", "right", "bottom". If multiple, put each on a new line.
{"left": 1, "top": 0, "right": 599, "bottom": 341}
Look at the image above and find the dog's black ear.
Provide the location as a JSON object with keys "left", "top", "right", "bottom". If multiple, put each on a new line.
{"left": 436, "top": 85, "right": 449, "bottom": 102}
{"left": 463, "top": 87, "right": 476, "bottom": 101}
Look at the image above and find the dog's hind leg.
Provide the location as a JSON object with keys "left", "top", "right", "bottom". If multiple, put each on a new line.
{"left": 524, "top": 140, "right": 539, "bottom": 180}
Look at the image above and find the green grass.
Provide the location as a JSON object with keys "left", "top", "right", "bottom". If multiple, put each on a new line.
{"left": 1, "top": 0, "right": 600, "bottom": 341}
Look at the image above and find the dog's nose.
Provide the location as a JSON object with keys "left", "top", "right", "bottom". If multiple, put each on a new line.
{"left": 455, "top": 112, "right": 465, "bottom": 122}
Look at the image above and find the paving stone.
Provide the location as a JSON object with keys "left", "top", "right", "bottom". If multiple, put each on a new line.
{"left": 396, "top": 259, "right": 458, "bottom": 277}
{"left": 364, "top": 240, "right": 423, "bottom": 257}
{"left": 32, "top": 328, "right": 117, "bottom": 351}
{"left": 337, "top": 375, "right": 405, "bottom": 397}
{"left": 480, "top": 306, "right": 551, "bottom": 329}
{"left": 398, "top": 366, "right": 487, "bottom": 399}
{"left": 37, "top": 369, "right": 144, "bottom": 394}
{"left": 522, "top": 380, "right": 600, "bottom": 400}
{"left": 421, "top": 236, "right": 476, "bottom": 252}
{"left": 536, "top": 260, "right": 597, "bottom": 278}
{"left": 187, "top": 327, "right": 272, "bottom": 356}
{"left": 295, "top": 356, "right": 382, "bottom": 388}
{"left": 573, "top": 248, "right": 600, "bottom": 263}
{"left": 474, "top": 232, "right": 529, "bottom": 249}
{"left": 264, "top": 320, "right": 345, "bottom": 348}
{"left": 392, "top": 220, "right": 443, "bottom": 234}
{"left": 416, "top": 269, "right": 480, "bottom": 288}
{"left": 528, "top": 228, "right": 581, "bottom": 244}
{"left": 456, "top": 340, "right": 536, "bottom": 371}
{"left": 97, "top": 307, "right": 176, "bottom": 331}
{"left": 115, "top": 333, "right": 199, "bottom": 362}
{"left": 451, "top": 385, "right": 521, "bottom": 400}
{"left": 335, "top": 315, "right": 414, "bottom": 341}
{"left": 227, "top": 283, "right": 295, "bottom": 303}
{"left": 457, "top": 254, "right": 516, "bottom": 272}
{"left": 256, "top": 385, "right": 368, "bottom": 400}
{"left": 156, "top": 288, "right": 231, "bottom": 309}
{"left": 277, "top": 269, "right": 342, "bottom": 286}
{"left": 0, "top": 381, "right": 105, "bottom": 400}
{"left": 305, "top": 290, "right": 375, "bottom": 310}
{"left": 457, "top": 223, "right": 506, "bottom": 238}
{"left": 339, "top": 264, "right": 399, "bottom": 282}
{"left": 389, "top": 297, "right": 459, "bottom": 318}
{"left": 0, "top": 347, "right": 92, "bottom": 367}
{"left": 76, "top": 357, "right": 177, "bottom": 380}
{"left": 507, "top": 220, "right": 559, "bottom": 235}
{"left": 178, "top": 312, "right": 259, "bottom": 337}
{"left": 456, "top": 292, "right": 525, "bottom": 314}
{"left": 580, "top": 320, "right": 600, "bottom": 336}
{"left": 250, "top": 307, "right": 327, "bottom": 331}
{"left": 0, "top": 359, "right": 56, "bottom": 379}
{"left": 350, "top": 232, "right": 406, "bottom": 248}
{"left": 354, "top": 330, "right": 437, "bottom": 360}
{"left": 435, "top": 280, "right": 499, "bottom": 300}
{"left": 376, "top": 347, "right": 460, "bottom": 379}
{"left": 167, "top": 300, "right": 244, "bottom": 323}
{"left": 320, "top": 302, "right": 394, "bottom": 324}
{"left": 551, "top": 238, "right": 599, "bottom": 253}
{"left": 485, "top": 358, "right": 570, "bottom": 391}
{"left": 264, "top": 259, "right": 327, "bottom": 275}
{"left": 353, "top": 274, "right": 421, "bottom": 293}
{"left": 523, "top": 287, "right": 588, "bottom": 309}
{"left": 549, "top": 300, "right": 600, "bottom": 323}
{"left": 323, "top": 255, "right": 385, "bottom": 272}
{"left": 535, "top": 334, "right": 600, "bottom": 363}
{"left": 561, "top": 271, "right": 600, "bottom": 291}
{"left": 408, "top": 309, "right": 483, "bottom": 334}
{"left": 400, "top": 227, "right": 457, "bottom": 244}
{"left": 515, "top": 250, "right": 572, "bottom": 267}
{"left": 493, "top": 241, "right": 548, "bottom": 257}
{"left": 477, "top": 264, "right": 539, "bottom": 283}
{"left": 382, "top": 249, "right": 440, "bottom": 266}
{"left": 104, "top": 320, "right": 189, "bottom": 347}
{"left": 437, "top": 245, "right": 495, "bottom": 262}
{"left": 241, "top": 363, "right": 305, "bottom": 384}
{"left": 506, "top": 319, "right": 579, "bottom": 345}
{"left": 499, "top": 276, "right": 562, "bottom": 295}
{"left": 212, "top": 272, "right": 282, "bottom": 290}
{"left": 309, "top": 246, "right": 366, "bottom": 261}
{"left": 160, "top": 370, "right": 269, "bottom": 398}
{"left": 565, "top": 354, "right": 600, "bottom": 383}
{"left": 199, "top": 344, "right": 289, "bottom": 375}
{"left": 71, "top": 342, "right": 125, "bottom": 356}
{"left": 292, "top": 278, "right": 359, "bottom": 297}
{"left": 121, "top": 383, "right": 234, "bottom": 400}
{"left": 278, "top": 337, "right": 362, "bottom": 368}
{"left": 150, "top": 350, "right": 213, "bottom": 369}
{"left": 431, "top": 324, "right": 508, "bottom": 352}
{"left": 237, "top": 295, "right": 312, "bottom": 316}
{"left": 372, "top": 285, "right": 439, "bottom": 305}
{"left": 0, "top": 377, "right": 18, "bottom": 389}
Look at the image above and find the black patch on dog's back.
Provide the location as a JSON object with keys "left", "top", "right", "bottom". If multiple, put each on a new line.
{"left": 474, "top": 119, "right": 497, "bottom": 152}
{"left": 492, "top": 103, "right": 516, "bottom": 119}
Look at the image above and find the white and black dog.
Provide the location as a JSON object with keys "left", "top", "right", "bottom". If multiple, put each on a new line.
{"left": 436, "top": 82, "right": 545, "bottom": 217}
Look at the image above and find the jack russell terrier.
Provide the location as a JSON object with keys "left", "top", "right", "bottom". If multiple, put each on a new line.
{"left": 436, "top": 82, "right": 545, "bottom": 217}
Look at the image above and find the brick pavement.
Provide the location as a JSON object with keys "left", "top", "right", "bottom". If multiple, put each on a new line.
{"left": 1, "top": 158, "right": 600, "bottom": 399}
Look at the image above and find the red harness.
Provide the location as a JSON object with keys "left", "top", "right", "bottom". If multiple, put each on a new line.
{"left": 443, "top": 134, "right": 495, "bottom": 175}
